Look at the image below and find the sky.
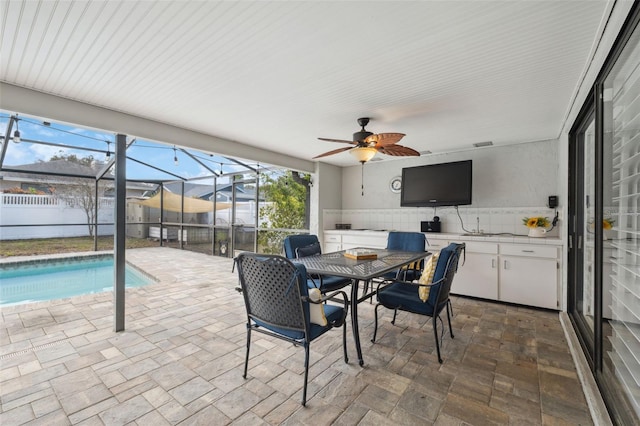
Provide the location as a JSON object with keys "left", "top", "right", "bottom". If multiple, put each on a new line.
{"left": 0, "top": 112, "right": 268, "bottom": 183}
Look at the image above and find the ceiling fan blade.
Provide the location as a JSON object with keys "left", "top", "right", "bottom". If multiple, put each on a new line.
{"left": 365, "top": 132, "right": 405, "bottom": 147}
{"left": 313, "top": 146, "right": 353, "bottom": 159}
{"left": 378, "top": 144, "right": 420, "bottom": 157}
{"left": 318, "top": 137, "right": 357, "bottom": 145}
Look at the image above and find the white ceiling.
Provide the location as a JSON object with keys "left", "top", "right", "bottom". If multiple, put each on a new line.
{"left": 0, "top": 0, "right": 612, "bottom": 167}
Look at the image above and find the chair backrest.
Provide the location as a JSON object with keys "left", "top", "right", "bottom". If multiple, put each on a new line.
{"left": 283, "top": 234, "right": 321, "bottom": 259}
{"left": 427, "top": 243, "right": 465, "bottom": 312}
{"left": 386, "top": 231, "right": 426, "bottom": 252}
{"left": 235, "top": 252, "right": 310, "bottom": 332}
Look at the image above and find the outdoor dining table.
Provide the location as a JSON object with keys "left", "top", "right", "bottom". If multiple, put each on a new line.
{"left": 292, "top": 247, "right": 431, "bottom": 366}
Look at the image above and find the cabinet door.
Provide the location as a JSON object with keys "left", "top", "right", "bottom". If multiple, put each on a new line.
{"left": 323, "top": 234, "right": 342, "bottom": 253}
{"left": 500, "top": 256, "right": 558, "bottom": 309}
{"left": 451, "top": 253, "right": 498, "bottom": 299}
{"left": 324, "top": 242, "right": 341, "bottom": 253}
{"left": 342, "top": 233, "right": 388, "bottom": 250}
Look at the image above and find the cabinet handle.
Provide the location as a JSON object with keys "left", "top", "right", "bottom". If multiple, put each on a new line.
{"left": 492, "top": 259, "right": 496, "bottom": 268}
{"left": 504, "top": 260, "right": 508, "bottom": 269}
{"left": 521, "top": 250, "right": 535, "bottom": 253}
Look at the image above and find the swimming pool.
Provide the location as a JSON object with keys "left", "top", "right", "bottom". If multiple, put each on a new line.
{"left": 0, "top": 255, "right": 156, "bottom": 306}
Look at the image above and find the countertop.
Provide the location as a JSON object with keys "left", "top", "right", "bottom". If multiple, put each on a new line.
{"left": 323, "top": 229, "right": 563, "bottom": 246}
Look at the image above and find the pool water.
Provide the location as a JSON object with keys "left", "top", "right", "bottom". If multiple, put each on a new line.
{"left": 0, "top": 256, "right": 155, "bottom": 306}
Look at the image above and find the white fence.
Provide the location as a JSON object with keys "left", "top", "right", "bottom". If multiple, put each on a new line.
{"left": 0, "top": 194, "right": 115, "bottom": 240}
{"left": 1, "top": 194, "right": 268, "bottom": 240}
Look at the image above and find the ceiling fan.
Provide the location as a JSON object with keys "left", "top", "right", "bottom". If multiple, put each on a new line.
{"left": 314, "top": 117, "right": 420, "bottom": 163}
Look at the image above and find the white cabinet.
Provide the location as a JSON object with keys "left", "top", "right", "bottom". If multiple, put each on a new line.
{"left": 322, "top": 231, "right": 388, "bottom": 252}
{"left": 323, "top": 234, "right": 342, "bottom": 253}
{"left": 438, "top": 238, "right": 560, "bottom": 310}
{"left": 500, "top": 244, "right": 559, "bottom": 310}
{"left": 322, "top": 231, "right": 562, "bottom": 310}
{"left": 450, "top": 242, "right": 499, "bottom": 300}
{"left": 341, "top": 233, "right": 388, "bottom": 250}
{"left": 425, "top": 238, "right": 448, "bottom": 252}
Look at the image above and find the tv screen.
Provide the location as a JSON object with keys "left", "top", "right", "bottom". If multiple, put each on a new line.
{"left": 400, "top": 160, "right": 472, "bottom": 207}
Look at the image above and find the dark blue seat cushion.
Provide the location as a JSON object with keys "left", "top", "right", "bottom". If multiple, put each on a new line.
{"left": 381, "top": 268, "right": 422, "bottom": 282}
{"left": 306, "top": 275, "right": 350, "bottom": 292}
{"left": 283, "top": 235, "right": 319, "bottom": 259}
{"left": 296, "top": 242, "right": 321, "bottom": 258}
{"left": 387, "top": 232, "right": 426, "bottom": 252}
{"left": 377, "top": 281, "right": 436, "bottom": 316}
{"left": 382, "top": 232, "right": 426, "bottom": 281}
{"left": 253, "top": 303, "right": 344, "bottom": 340}
{"left": 284, "top": 235, "right": 350, "bottom": 292}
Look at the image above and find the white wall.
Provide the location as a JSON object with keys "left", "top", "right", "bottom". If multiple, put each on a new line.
{"left": 311, "top": 162, "right": 342, "bottom": 239}
{"left": 341, "top": 139, "right": 560, "bottom": 209}
{"left": 0, "top": 194, "right": 114, "bottom": 239}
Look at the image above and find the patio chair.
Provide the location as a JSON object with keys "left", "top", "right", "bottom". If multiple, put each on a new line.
{"left": 382, "top": 231, "right": 427, "bottom": 281}
{"left": 283, "top": 234, "right": 351, "bottom": 292}
{"left": 234, "top": 252, "right": 349, "bottom": 406}
{"left": 371, "top": 242, "right": 465, "bottom": 363}
{"left": 363, "top": 231, "right": 427, "bottom": 297}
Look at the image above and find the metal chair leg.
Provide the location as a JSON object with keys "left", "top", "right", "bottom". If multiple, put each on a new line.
{"left": 446, "top": 300, "right": 454, "bottom": 338}
{"left": 372, "top": 303, "right": 381, "bottom": 343}
{"left": 302, "top": 343, "right": 310, "bottom": 406}
{"left": 433, "top": 315, "right": 443, "bottom": 364}
{"left": 243, "top": 326, "right": 251, "bottom": 378}
{"left": 343, "top": 320, "right": 349, "bottom": 363}
{"left": 391, "top": 308, "right": 398, "bottom": 325}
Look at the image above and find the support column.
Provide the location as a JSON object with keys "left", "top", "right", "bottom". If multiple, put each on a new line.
{"left": 114, "top": 134, "right": 126, "bottom": 332}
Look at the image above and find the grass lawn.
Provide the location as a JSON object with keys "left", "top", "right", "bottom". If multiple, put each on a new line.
{"left": 0, "top": 236, "right": 159, "bottom": 257}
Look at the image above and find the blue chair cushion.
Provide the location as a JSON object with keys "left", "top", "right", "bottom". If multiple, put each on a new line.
{"left": 381, "top": 268, "right": 421, "bottom": 282}
{"left": 378, "top": 243, "right": 459, "bottom": 315}
{"left": 382, "top": 232, "right": 426, "bottom": 281}
{"left": 284, "top": 235, "right": 319, "bottom": 259}
{"left": 253, "top": 303, "right": 344, "bottom": 340}
{"left": 296, "top": 242, "right": 321, "bottom": 258}
{"left": 377, "top": 281, "right": 435, "bottom": 316}
{"left": 307, "top": 274, "right": 350, "bottom": 292}
{"left": 284, "top": 235, "right": 350, "bottom": 292}
{"left": 387, "top": 231, "right": 426, "bottom": 252}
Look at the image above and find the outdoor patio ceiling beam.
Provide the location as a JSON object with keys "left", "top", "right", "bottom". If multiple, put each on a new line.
{"left": 127, "top": 156, "right": 186, "bottom": 181}
{"left": 0, "top": 83, "right": 315, "bottom": 173}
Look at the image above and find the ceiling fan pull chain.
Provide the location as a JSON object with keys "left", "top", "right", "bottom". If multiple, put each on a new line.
{"left": 361, "top": 163, "right": 365, "bottom": 196}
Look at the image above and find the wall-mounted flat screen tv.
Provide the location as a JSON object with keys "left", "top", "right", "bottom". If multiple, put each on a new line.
{"left": 400, "top": 160, "right": 472, "bottom": 207}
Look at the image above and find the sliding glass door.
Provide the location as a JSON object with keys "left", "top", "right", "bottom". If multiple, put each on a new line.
{"left": 569, "top": 110, "right": 597, "bottom": 364}
{"left": 568, "top": 5, "right": 639, "bottom": 423}
{"left": 600, "top": 21, "right": 640, "bottom": 420}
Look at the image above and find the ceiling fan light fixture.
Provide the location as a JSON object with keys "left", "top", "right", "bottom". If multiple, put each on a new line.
{"left": 350, "top": 146, "right": 377, "bottom": 163}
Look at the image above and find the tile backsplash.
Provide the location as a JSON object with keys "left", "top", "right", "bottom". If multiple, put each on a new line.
{"left": 323, "top": 206, "right": 562, "bottom": 237}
